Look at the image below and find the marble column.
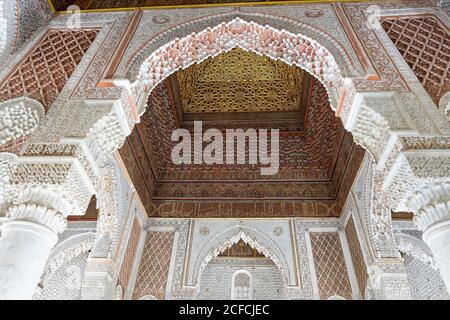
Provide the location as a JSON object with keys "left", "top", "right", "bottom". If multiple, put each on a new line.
{"left": 422, "top": 219, "right": 450, "bottom": 292}
{"left": 0, "top": 203, "right": 66, "bottom": 299}
{"left": 410, "top": 180, "right": 450, "bottom": 293}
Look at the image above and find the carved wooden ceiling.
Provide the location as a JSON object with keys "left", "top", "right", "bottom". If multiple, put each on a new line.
{"left": 48, "top": 0, "right": 377, "bottom": 11}
{"left": 119, "top": 50, "right": 365, "bottom": 218}
{"left": 173, "top": 48, "right": 309, "bottom": 131}
{"left": 177, "top": 48, "right": 305, "bottom": 114}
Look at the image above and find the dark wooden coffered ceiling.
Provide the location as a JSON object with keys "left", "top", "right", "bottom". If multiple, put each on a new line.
{"left": 48, "top": 0, "right": 377, "bottom": 12}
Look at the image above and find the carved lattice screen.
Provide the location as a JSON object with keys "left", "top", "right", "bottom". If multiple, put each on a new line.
{"left": 381, "top": 16, "right": 450, "bottom": 106}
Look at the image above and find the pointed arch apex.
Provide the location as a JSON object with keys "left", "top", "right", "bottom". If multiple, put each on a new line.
{"left": 133, "top": 17, "right": 345, "bottom": 112}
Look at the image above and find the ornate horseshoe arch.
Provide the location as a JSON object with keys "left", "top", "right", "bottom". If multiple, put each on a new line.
{"left": 191, "top": 225, "right": 292, "bottom": 290}
{"left": 86, "top": 10, "right": 411, "bottom": 289}
{"left": 43, "top": 233, "right": 96, "bottom": 283}
{"left": 131, "top": 16, "right": 355, "bottom": 114}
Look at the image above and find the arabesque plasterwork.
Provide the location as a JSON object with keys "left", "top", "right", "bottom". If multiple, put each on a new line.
{"left": 0, "top": 0, "right": 449, "bottom": 300}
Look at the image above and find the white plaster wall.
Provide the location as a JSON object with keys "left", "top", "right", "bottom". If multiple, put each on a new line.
{"left": 196, "top": 257, "right": 286, "bottom": 300}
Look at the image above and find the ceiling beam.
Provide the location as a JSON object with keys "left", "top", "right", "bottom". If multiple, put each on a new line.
{"left": 48, "top": 0, "right": 380, "bottom": 14}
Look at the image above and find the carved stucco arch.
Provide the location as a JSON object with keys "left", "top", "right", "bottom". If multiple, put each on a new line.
{"left": 131, "top": 16, "right": 355, "bottom": 113}
{"left": 90, "top": 160, "right": 124, "bottom": 259}
{"left": 191, "top": 225, "right": 291, "bottom": 290}
{"left": 41, "top": 232, "right": 96, "bottom": 294}
{"left": 394, "top": 233, "right": 436, "bottom": 269}
{"left": 126, "top": 11, "right": 358, "bottom": 79}
{"left": 86, "top": 13, "right": 406, "bottom": 269}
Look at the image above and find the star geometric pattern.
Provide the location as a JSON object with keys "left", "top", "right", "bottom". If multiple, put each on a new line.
{"left": 310, "top": 232, "right": 352, "bottom": 300}
{"left": 132, "top": 231, "right": 174, "bottom": 300}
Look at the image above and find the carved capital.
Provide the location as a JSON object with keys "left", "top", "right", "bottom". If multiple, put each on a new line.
{"left": 406, "top": 180, "right": 450, "bottom": 231}
{"left": 6, "top": 203, "right": 67, "bottom": 234}
{"left": 8, "top": 156, "right": 95, "bottom": 217}
{"left": 345, "top": 94, "right": 392, "bottom": 163}
{"left": 81, "top": 257, "right": 116, "bottom": 300}
{"left": 381, "top": 137, "right": 450, "bottom": 212}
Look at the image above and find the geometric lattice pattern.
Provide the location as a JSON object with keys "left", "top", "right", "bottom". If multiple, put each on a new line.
{"left": 132, "top": 231, "right": 174, "bottom": 300}
{"left": 0, "top": 29, "right": 98, "bottom": 111}
{"left": 177, "top": 48, "right": 304, "bottom": 113}
{"left": 39, "top": 251, "right": 89, "bottom": 300}
{"left": 345, "top": 216, "right": 368, "bottom": 297}
{"left": 403, "top": 253, "right": 449, "bottom": 300}
{"left": 117, "top": 218, "right": 141, "bottom": 294}
{"left": 382, "top": 16, "right": 450, "bottom": 106}
{"left": 310, "top": 232, "right": 352, "bottom": 300}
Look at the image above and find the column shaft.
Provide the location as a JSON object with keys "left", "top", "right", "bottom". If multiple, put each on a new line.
{"left": 0, "top": 220, "right": 58, "bottom": 299}
{"left": 423, "top": 219, "right": 450, "bottom": 293}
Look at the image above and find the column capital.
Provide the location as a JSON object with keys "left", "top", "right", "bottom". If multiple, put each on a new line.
{"left": 406, "top": 180, "right": 450, "bottom": 231}
{"left": 6, "top": 203, "right": 67, "bottom": 234}
{"left": 81, "top": 257, "right": 116, "bottom": 300}
{"left": 8, "top": 156, "right": 95, "bottom": 217}
{"left": 380, "top": 136, "right": 450, "bottom": 213}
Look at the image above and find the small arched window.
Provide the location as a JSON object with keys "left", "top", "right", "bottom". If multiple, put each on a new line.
{"left": 327, "top": 295, "right": 346, "bottom": 300}
{"left": 231, "top": 270, "right": 252, "bottom": 300}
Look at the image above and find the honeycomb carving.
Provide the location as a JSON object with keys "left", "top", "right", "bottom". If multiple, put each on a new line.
{"left": 177, "top": 48, "right": 305, "bottom": 113}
